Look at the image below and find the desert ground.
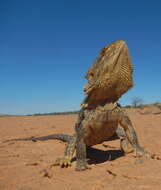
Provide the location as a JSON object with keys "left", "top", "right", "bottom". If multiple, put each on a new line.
{"left": 0, "top": 106, "right": 161, "bottom": 190}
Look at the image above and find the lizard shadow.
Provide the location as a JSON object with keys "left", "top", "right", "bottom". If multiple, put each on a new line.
{"left": 86, "top": 147, "right": 124, "bottom": 165}
{"left": 71, "top": 147, "right": 124, "bottom": 165}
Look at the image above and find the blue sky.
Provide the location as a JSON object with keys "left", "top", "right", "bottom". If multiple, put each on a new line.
{"left": 0, "top": 0, "right": 161, "bottom": 115}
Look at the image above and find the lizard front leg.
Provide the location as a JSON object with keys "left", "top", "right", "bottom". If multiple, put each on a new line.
{"left": 54, "top": 135, "right": 76, "bottom": 167}
{"left": 75, "top": 108, "right": 90, "bottom": 171}
{"left": 75, "top": 126, "right": 89, "bottom": 171}
{"left": 116, "top": 128, "right": 134, "bottom": 154}
{"left": 119, "top": 112, "right": 150, "bottom": 158}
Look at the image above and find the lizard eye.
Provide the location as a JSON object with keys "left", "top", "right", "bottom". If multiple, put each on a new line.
{"left": 89, "top": 72, "right": 94, "bottom": 77}
{"left": 85, "top": 72, "right": 94, "bottom": 80}
{"left": 86, "top": 72, "right": 94, "bottom": 82}
{"left": 89, "top": 72, "right": 94, "bottom": 78}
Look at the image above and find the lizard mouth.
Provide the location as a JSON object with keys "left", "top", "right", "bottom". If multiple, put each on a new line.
{"left": 83, "top": 81, "right": 99, "bottom": 95}
{"left": 83, "top": 83, "right": 93, "bottom": 94}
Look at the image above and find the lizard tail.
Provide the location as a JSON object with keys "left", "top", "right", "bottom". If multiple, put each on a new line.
{"left": 3, "top": 134, "right": 73, "bottom": 143}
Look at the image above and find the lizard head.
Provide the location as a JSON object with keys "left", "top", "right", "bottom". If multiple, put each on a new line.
{"left": 83, "top": 40, "right": 133, "bottom": 106}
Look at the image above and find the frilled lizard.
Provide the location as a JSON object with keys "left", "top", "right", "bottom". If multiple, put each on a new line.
{"left": 4, "top": 40, "right": 151, "bottom": 171}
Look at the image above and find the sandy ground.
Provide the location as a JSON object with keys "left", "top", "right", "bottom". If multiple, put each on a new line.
{"left": 0, "top": 107, "right": 161, "bottom": 190}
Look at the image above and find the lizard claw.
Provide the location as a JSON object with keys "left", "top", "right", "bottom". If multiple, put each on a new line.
{"left": 151, "top": 154, "right": 161, "bottom": 160}
{"left": 53, "top": 157, "right": 72, "bottom": 167}
{"left": 135, "top": 148, "right": 152, "bottom": 159}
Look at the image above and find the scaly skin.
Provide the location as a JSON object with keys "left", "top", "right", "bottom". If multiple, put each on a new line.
{"left": 3, "top": 40, "right": 151, "bottom": 171}
{"left": 74, "top": 103, "right": 150, "bottom": 171}
{"left": 83, "top": 40, "right": 133, "bottom": 107}
{"left": 4, "top": 103, "right": 150, "bottom": 171}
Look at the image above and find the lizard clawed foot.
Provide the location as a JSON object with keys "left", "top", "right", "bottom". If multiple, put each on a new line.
{"left": 53, "top": 156, "right": 72, "bottom": 167}
{"left": 135, "top": 148, "right": 151, "bottom": 159}
{"left": 134, "top": 149, "right": 161, "bottom": 162}
{"left": 151, "top": 154, "right": 161, "bottom": 160}
{"left": 75, "top": 160, "right": 91, "bottom": 171}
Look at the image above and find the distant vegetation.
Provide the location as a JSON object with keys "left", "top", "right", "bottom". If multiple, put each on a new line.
{"left": 153, "top": 102, "right": 161, "bottom": 110}
{"left": 29, "top": 102, "right": 161, "bottom": 116}
{"left": 0, "top": 114, "right": 21, "bottom": 118}
{"left": 124, "top": 102, "right": 161, "bottom": 109}
{"left": 27, "top": 110, "right": 79, "bottom": 116}
{"left": 1, "top": 102, "right": 161, "bottom": 117}
{"left": 0, "top": 114, "right": 9, "bottom": 117}
{"left": 131, "top": 97, "right": 144, "bottom": 108}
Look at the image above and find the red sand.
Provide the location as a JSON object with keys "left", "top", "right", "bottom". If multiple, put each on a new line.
{"left": 0, "top": 108, "right": 161, "bottom": 190}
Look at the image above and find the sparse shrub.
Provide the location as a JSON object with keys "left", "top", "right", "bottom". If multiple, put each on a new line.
{"left": 131, "top": 97, "right": 144, "bottom": 108}
{"left": 156, "top": 105, "right": 161, "bottom": 110}
{"left": 31, "top": 111, "right": 79, "bottom": 116}
{"left": 124, "top": 105, "right": 132, "bottom": 108}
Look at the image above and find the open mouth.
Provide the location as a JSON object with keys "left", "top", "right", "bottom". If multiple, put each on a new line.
{"left": 84, "top": 80, "right": 100, "bottom": 95}
{"left": 83, "top": 83, "right": 94, "bottom": 94}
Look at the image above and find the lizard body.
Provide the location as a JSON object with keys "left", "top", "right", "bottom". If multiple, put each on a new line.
{"left": 4, "top": 40, "right": 150, "bottom": 171}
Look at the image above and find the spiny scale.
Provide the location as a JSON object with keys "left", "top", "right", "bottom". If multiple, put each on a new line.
{"left": 84, "top": 40, "right": 133, "bottom": 104}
